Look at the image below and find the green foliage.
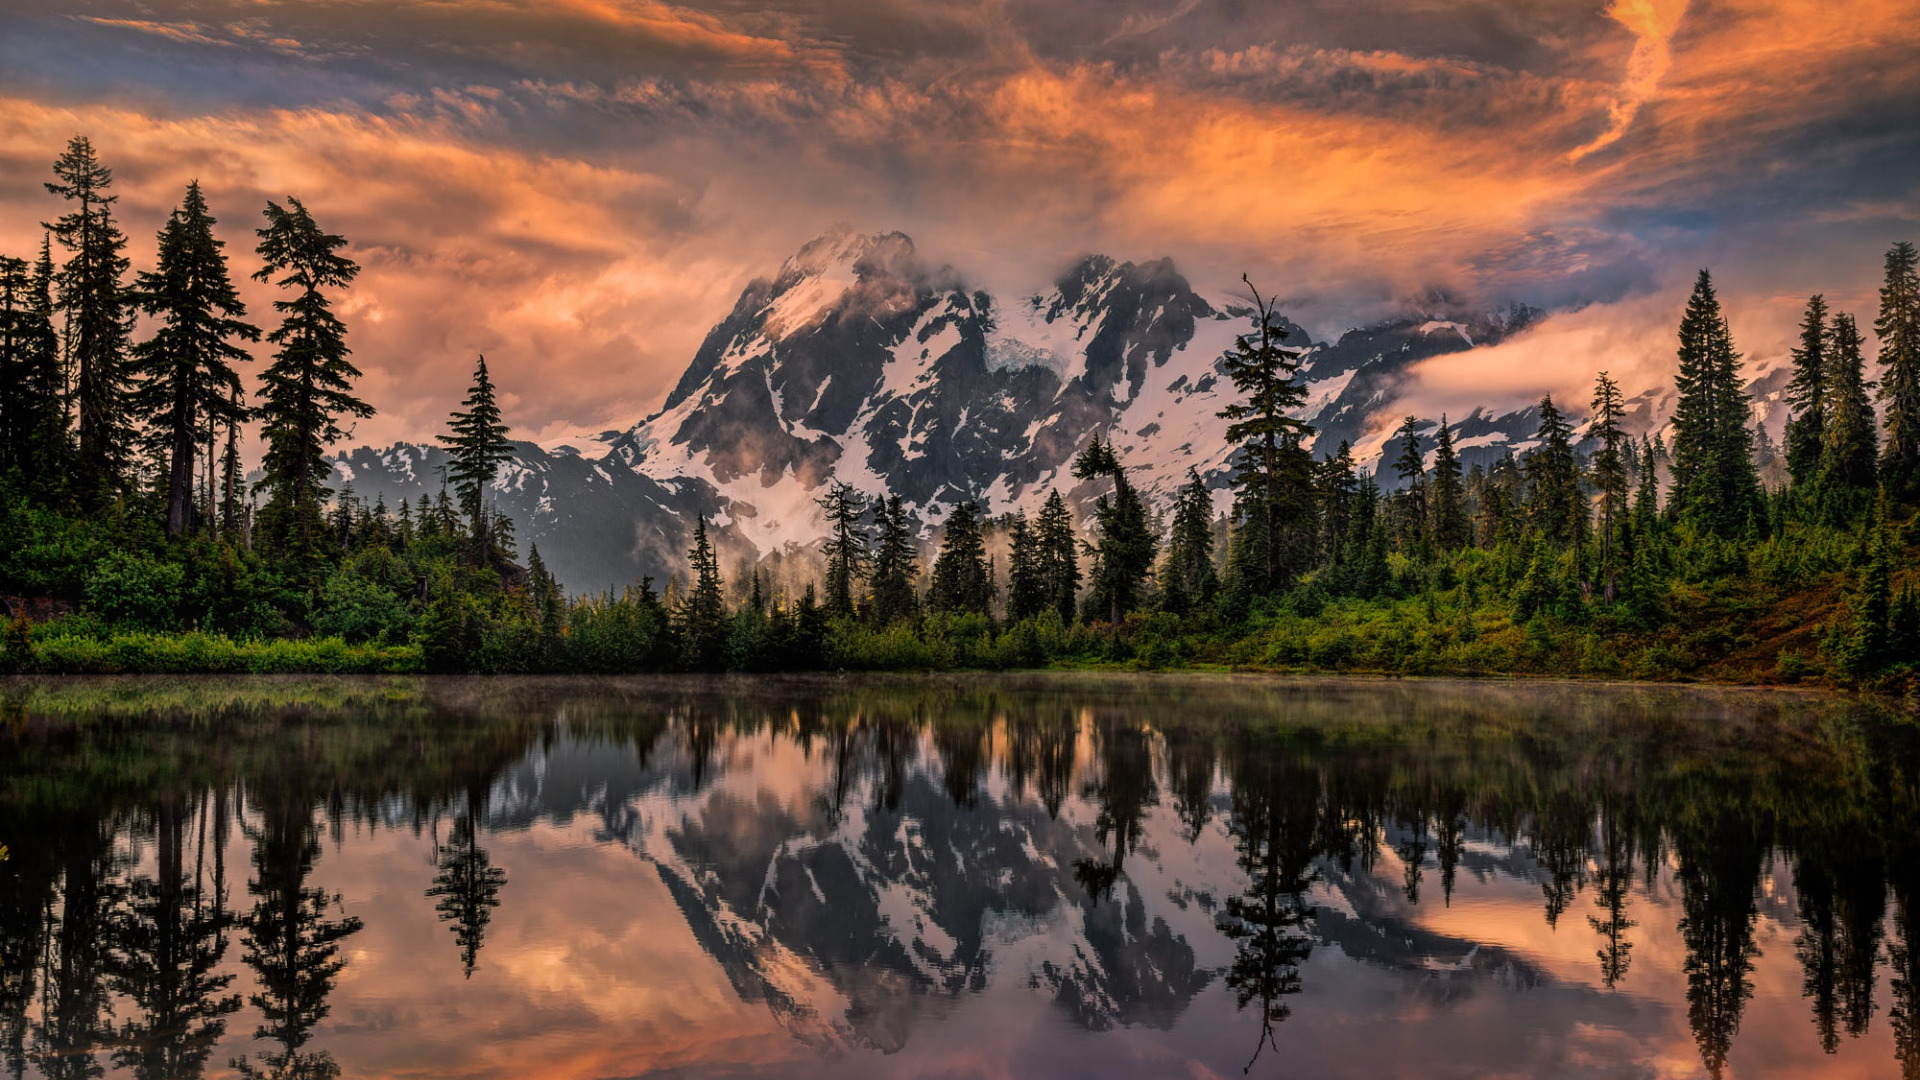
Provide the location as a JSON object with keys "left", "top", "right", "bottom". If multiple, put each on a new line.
{"left": 312, "top": 567, "right": 413, "bottom": 644}
{"left": 83, "top": 551, "right": 185, "bottom": 630}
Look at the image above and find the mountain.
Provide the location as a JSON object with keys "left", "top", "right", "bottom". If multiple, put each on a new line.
{"left": 329, "top": 227, "right": 1793, "bottom": 593}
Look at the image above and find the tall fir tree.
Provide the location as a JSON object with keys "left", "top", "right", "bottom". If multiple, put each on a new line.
{"left": 1217, "top": 277, "right": 1313, "bottom": 593}
{"left": 1389, "top": 416, "right": 1429, "bottom": 552}
{"left": 1784, "top": 294, "right": 1830, "bottom": 488}
{"left": 1005, "top": 511, "right": 1050, "bottom": 621}
{"left": 20, "top": 237, "right": 65, "bottom": 486}
{"left": 1162, "top": 469, "right": 1220, "bottom": 614}
{"left": 868, "top": 493, "right": 919, "bottom": 625}
{"left": 252, "top": 197, "right": 369, "bottom": 561}
{"left": 816, "top": 481, "right": 869, "bottom": 618}
{"left": 1073, "top": 435, "right": 1157, "bottom": 622}
{"left": 1874, "top": 241, "right": 1920, "bottom": 496}
{"left": 1525, "top": 395, "right": 1585, "bottom": 547}
{"left": 1668, "top": 269, "right": 1761, "bottom": 537}
{"left": 928, "top": 500, "right": 992, "bottom": 615}
{"left": 438, "top": 354, "right": 513, "bottom": 556}
{"left": 1590, "top": 372, "right": 1630, "bottom": 570}
{"left": 218, "top": 390, "right": 247, "bottom": 541}
{"left": 1820, "top": 311, "right": 1881, "bottom": 495}
{"left": 44, "top": 135, "right": 135, "bottom": 502}
{"left": 130, "top": 182, "right": 260, "bottom": 536}
{"left": 1429, "top": 415, "right": 1468, "bottom": 550}
{"left": 1633, "top": 434, "right": 1661, "bottom": 538}
{"left": 0, "top": 255, "right": 41, "bottom": 477}
{"left": 677, "top": 517, "right": 729, "bottom": 670}
{"left": 1316, "top": 442, "right": 1359, "bottom": 560}
{"left": 1035, "top": 489, "right": 1080, "bottom": 623}
{"left": 1821, "top": 312, "right": 1879, "bottom": 493}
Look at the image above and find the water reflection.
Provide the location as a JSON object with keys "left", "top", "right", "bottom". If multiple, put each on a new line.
{"left": 0, "top": 673, "right": 1915, "bottom": 1079}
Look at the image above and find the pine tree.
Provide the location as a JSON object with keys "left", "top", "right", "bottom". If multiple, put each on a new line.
{"left": 218, "top": 402, "right": 245, "bottom": 540}
{"left": 44, "top": 136, "right": 135, "bottom": 502}
{"left": 19, "top": 237, "right": 65, "bottom": 488}
{"left": 130, "top": 182, "right": 260, "bottom": 536}
{"left": 438, "top": 354, "right": 513, "bottom": 554}
{"left": 1035, "top": 489, "right": 1080, "bottom": 623}
{"left": 1073, "top": 436, "right": 1156, "bottom": 622}
{"left": 817, "top": 481, "right": 869, "bottom": 618}
{"left": 1875, "top": 241, "right": 1920, "bottom": 496}
{"left": 1668, "top": 269, "right": 1761, "bottom": 537}
{"left": 1430, "top": 415, "right": 1468, "bottom": 551}
{"left": 1162, "top": 469, "right": 1220, "bottom": 614}
{"left": 929, "top": 501, "right": 992, "bottom": 615}
{"left": 526, "top": 544, "right": 564, "bottom": 644}
{"left": 252, "top": 197, "right": 369, "bottom": 561}
{"left": 1525, "top": 395, "right": 1584, "bottom": 547}
{"left": 1217, "top": 277, "right": 1312, "bottom": 593}
{"left": 868, "top": 494, "right": 919, "bottom": 625}
{"left": 677, "top": 517, "right": 729, "bottom": 670}
{"left": 1784, "top": 295, "right": 1830, "bottom": 488}
{"left": 1317, "top": 442, "right": 1359, "bottom": 561}
{"left": 1006, "top": 511, "right": 1050, "bottom": 621}
{"left": 1822, "top": 313, "right": 1879, "bottom": 494}
{"left": 0, "top": 255, "right": 36, "bottom": 476}
{"left": 1633, "top": 434, "right": 1661, "bottom": 538}
{"left": 1590, "top": 372, "right": 1630, "bottom": 571}
{"left": 1389, "top": 415, "right": 1429, "bottom": 553}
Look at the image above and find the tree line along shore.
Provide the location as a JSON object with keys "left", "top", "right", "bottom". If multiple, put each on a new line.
{"left": 2, "top": 137, "right": 1917, "bottom": 691}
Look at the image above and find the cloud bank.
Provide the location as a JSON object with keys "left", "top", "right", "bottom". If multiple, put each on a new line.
{"left": 0, "top": 0, "right": 1914, "bottom": 445}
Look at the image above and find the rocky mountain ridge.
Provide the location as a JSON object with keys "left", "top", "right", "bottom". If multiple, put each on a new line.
{"left": 329, "top": 227, "right": 1791, "bottom": 592}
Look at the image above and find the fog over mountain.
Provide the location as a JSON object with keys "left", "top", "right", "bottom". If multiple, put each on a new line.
{"left": 328, "top": 229, "right": 1794, "bottom": 593}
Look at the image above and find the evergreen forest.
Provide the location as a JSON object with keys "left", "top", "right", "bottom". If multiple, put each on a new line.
{"left": 2, "top": 138, "right": 1918, "bottom": 693}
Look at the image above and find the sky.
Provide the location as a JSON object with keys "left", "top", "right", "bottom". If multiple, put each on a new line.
{"left": 0, "top": 0, "right": 1916, "bottom": 447}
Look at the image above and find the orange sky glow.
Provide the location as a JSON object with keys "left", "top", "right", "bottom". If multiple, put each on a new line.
{"left": 0, "top": 0, "right": 1915, "bottom": 446}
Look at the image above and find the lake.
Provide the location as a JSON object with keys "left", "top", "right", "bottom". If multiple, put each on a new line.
{"left": 0, "top": 673, "right": 1914, "bottom": 1079}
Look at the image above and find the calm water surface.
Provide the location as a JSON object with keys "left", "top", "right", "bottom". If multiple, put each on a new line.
{"left": 1, "top": 673, "right": 1916, "bottom": 1079}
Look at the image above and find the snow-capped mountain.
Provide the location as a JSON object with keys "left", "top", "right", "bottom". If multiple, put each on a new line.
{"left": 329, "top": 227, "right": 1791, "bottom": 592}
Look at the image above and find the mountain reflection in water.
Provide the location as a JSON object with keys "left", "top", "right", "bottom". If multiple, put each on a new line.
{"left": 0, "top": 673, "right": 1916, "bottom": 1079}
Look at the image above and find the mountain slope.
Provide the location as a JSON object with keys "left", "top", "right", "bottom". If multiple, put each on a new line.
{"left": 330, "top": 229, "right": 1791, "bottom": 592}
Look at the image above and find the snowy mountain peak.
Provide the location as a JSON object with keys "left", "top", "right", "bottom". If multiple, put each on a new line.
{"left": 327, "top": 233, "right": 1790, "bottom": 593}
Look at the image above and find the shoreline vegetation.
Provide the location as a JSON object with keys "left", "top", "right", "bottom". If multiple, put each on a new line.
{"left": 2, "top": 138, "right": 1918, "bottom": 698}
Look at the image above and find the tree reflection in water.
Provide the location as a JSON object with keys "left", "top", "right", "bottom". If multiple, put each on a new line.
{"left": 0, "top": 674, "right": 1916, "bottom": 1078}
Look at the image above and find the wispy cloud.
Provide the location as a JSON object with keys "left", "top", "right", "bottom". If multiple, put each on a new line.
{"left": 1568, "top": 0, "right": 1689, "bottom": 162}
{"left": 0, "top": 0, "right": 1913, "bottom": 443}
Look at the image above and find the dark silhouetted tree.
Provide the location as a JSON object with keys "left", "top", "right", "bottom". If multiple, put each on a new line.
{"left": 44, "top": 135, "right": 135, "bottom": 502}
{"left": 1218, "top": 277, "right": 1313, "bottom": 593}
{"left": 1669, "top": 270, "right": 1761, "bottom": 537}
{"left": 929, "top": 500, "right": 992, "bottom": 615}
{"left": 438, "top": 354, "right": 512, "bottom": 554}
{"left": 130, "top": 182, "right": 259, "bottom": 536}
{"left": 1035, "top": 489, "right": 1080, "bottom": 623}
{"left": 1161, "top": 469, "right": 1218, "bottom": 614}
{"left": 817, "top": 481, "right": 868, "bottom": 618}
{"left": 868, "top": 494, "right": 918, "bottom": 624}
{"left": 1074, "top": 435, "right": 1155, "bottom": 622}
{"left": 1430, "top": 415, "right": 1468, "bottom": 550}
{"left": 253, "top": 197, "right": 368, "bottom": 566}
{"left": 1823, "top": 312, "right": 1879, "bottom": 494}
{"left": 1877, "top": 241, "right": 1920, "bottom": 497}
